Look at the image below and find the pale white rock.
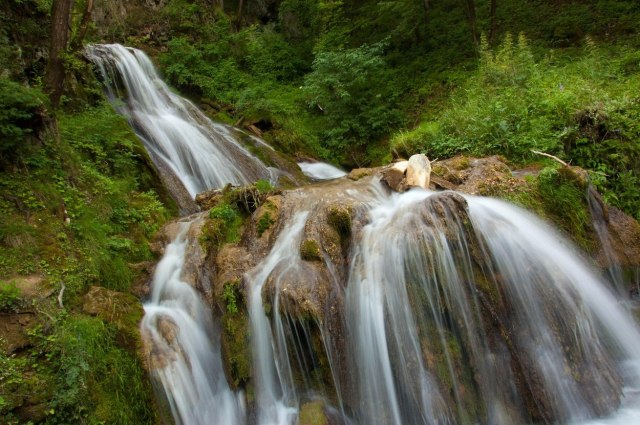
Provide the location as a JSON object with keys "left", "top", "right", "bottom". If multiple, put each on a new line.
{"left": 405, "top": 154, "right": 431, "bottom": 189}
{"left": 391, "top": 160, "right": 409, "bottom": 173}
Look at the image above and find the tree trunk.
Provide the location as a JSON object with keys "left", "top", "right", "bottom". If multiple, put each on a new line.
{"left": 71, "top": 0, "right": 94, "bottom": 51}
{"left": 460, "top": 0, "right": 478, "bottom": 47}
{"left": 235, "top": 0, "right": 244, "bottom": 30}
{"left": 45, "top": 0, "right": 74, "bottom": 108}
{"left": 489, "top": 0, "right": 497, "bottom": 42}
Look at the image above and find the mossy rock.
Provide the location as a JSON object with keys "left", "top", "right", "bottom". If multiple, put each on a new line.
{"left": 326, "top": 204, "right": 352, "bottom": 236}
{"left": 298, "top": 400, "right": 328, "bottom": 425}
{"left": 220, "top": 311, "right": 252, "bottom": 390}
{"left": 300, "top": 239, "right": 322, "bottom": 262}
{"left": 82, "top": 286, "right": 144, "bottom": 350}
{"left": 347, "top": 168, "right": 374, "bottom": 181}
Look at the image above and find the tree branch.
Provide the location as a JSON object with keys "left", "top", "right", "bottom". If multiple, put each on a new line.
{"left": 530, "top": 150, "right": 569, "bottom": 167}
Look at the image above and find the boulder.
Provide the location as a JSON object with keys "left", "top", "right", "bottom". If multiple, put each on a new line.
{"left": 406, "top": 154, "right": 431, "bottom": 189}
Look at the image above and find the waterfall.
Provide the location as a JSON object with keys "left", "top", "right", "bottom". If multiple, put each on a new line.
{"left": 140, "top": 222, "right": 246, "bottom": 425}
{"left": 86, "top": 44, "right": 272, "bottom": 202}
{"left": 245, "top": 212, "right": 310, "bottom": 425}
{"left": 341, "top": 188, "right": 640, "bottom": 424}
{"left": 86, "top": 44, "right": 640, "bottom": 425}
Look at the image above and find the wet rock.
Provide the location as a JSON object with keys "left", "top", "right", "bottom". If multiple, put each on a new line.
{"left": 142, "top": 315, "right": 184, "bottom": 371}
{"left": 380, "top": 166, "right": 407, "bottom": 192}
{"left": 195, "top": 188, "right": 223, "bottom": 210}
{"left": 431, "top": 155, "right": 518, "bottom": 195}
{"left": 299, "top": 400, "right": 329, "bottom": 425}
{"left": 602, "top": 207, "right": 640, "bottom": 268}
{"left": 216, "top": 246, "right": 253, "bottom": 295}
{"left": 347, "top": 168, "right": 374, "bottom": 181}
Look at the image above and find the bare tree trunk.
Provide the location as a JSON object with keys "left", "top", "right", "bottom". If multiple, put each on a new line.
{"left": 460, "top": 0, "right": 478, "bottom": 47}
{"left": 71, "top": 0, "right": 94, "bottom": 50}
{"left": 489, "top": 0, "right": 497, "bottom": 42}
{"left": 235, "top": 0, "right": 244, "bottom": 30}
{"left": 45, "top": 0, "right": 74, "bottom": 108}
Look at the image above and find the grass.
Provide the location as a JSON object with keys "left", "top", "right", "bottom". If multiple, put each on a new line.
{"left": 0, "top": 98, "right": 173, "bottom": 423}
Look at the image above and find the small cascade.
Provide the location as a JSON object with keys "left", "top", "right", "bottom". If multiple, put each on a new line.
{"left": 141, "top": 222, "right": 245, "bottom": 425}
{"left": 298, "top": 162, "right": 347, "bottom": 181}
{"left": 586, "top": 185, "right": 625, "bottom": 293}
{"left": 245, "top": 212, "right": 310, "bottom": 425}
{"left": 86, "top": 44, "right": 272, "bottom": 202}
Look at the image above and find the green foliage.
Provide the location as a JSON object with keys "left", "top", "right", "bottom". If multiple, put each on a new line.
{"left": 0, "top": 282, "right": 24, "bottom": 313}
{"left": 257, "top": 211, "right": 274, "bottom": 237}
{"left": 304, "top": 41, "right": 402, "bottom": 164}
{"left": 0, "top": 79, "right": 46, "bottom": 163}
{"left": 222, "top": 281, "right": 239, "bottom": 314}
{"left": 254, "top": 178, "right": 275, "bottom": 193}
{"left": 394, "top": 34, "right": 640, "bottom": 218}
{"left": 202, "top": 202, "right": 243, "bottom": 250}
{"left": 33, "top": 316, "right": 155, "bottom": 424}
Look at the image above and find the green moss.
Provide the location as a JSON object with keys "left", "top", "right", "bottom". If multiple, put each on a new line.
{"left": 536, "top": 166, "right": 595, "bottom": 251}
{"left": 300, "top": 239, "right": 322, "bottom": 262}
{"left": 298, "top": 400, "right": 328, "bottom": 425}
{"left": 0, "top": 281, "right": 24, "bottom": 313}
{"left": 326, "top": 205, "right": 352, "bottom": 236}
{"left": 222, "top": 280, "right": 240, "bottom": 314}
{"left": 257, "top": 211, "right": 274, "bottom": 237}
{"left": 220, "top": 311, "right": 252, "bottom": 389}
{"left": 200, "top": 202, "right": 243, "bottom": 252}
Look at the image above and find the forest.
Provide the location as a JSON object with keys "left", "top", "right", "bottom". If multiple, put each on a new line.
{"left": 1, "top": 0, "right": 640, "bottom": 424}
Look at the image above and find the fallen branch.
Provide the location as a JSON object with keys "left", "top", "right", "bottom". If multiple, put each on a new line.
{"left": 58, "top": 281, "right": 65, "bottom": 309}
{"left": 531, "top": 150, "right": 568, "bottom": 167}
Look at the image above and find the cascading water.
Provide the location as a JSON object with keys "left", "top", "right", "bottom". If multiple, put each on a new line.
{"left": 298, "top": 162, "right": 347, "bottom": 180}
{"left": 86, "top": 44, "right": 272, "bottom": 201}
{"left": 340, "top": 188, "right": 640, "bottom": 425}
{"left": 86, "top": 43, "right": 640, "bottom": 425}
{"left": 141, "top": 221, "right": 246, "bottom": 425}
{"left": 245, "top": 212, "right": 310, "bottom": 425}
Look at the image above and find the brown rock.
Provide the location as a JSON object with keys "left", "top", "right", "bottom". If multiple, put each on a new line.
{"left": 347, "top": 168, "right": 374, "bottom": 181}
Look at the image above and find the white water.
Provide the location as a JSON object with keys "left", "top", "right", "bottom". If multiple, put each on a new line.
{"left": 298, "top": 162, "right": 347, "bottom": 180}
{"left": 140, "top": 223, "right": 245, "bottom": 425}
{"left": 86, "top": 44, "right": 271, "bottom": 198}
{"left": 342, "top": 188, "right": 640, "bottom": 424}
{"left": 245, "top": 212, "right": 310, "bottom": 425}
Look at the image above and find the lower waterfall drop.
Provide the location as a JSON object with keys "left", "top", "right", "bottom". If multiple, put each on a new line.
{"left": 245, "top": 212, "right": 311, "bottom": 425}
{"left": 140, "top": 222, "right": 245, "bottom": 425}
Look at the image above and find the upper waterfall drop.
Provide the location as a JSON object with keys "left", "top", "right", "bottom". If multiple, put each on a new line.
{"left": 86, "top": 44, "right": 272, "bottom": 201}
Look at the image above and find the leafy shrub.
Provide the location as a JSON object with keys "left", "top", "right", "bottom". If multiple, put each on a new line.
{"left": 257, "top": 211, "right": 274, "bottom": 237}
{"left": 0, "top": 79, "right": 46, "bottom": 163}
{"left": 201, "top": 202, "right": 243, "bottom": 250}
{"left": 304, "top": 41, "right": 402, "bottom": 164}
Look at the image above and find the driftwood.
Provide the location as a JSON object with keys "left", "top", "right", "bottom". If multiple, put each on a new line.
{"left": 531, "top": 150, "right": 569, "bottom": 167}
{"left": 58, "top": 281, "right": 65, "bottom": 309}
